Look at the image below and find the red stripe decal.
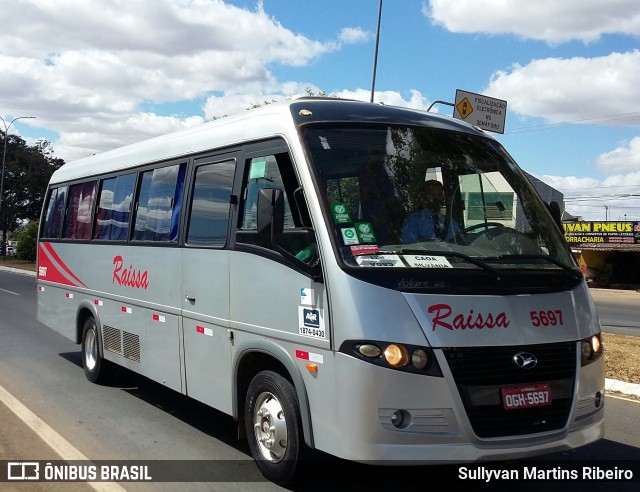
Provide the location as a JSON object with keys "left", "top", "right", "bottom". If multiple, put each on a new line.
{"left": 38, "top": 242, "right": 88, "bottom": 288}
{"left": 196, "top": 325, "right": 205, "bottom": 334}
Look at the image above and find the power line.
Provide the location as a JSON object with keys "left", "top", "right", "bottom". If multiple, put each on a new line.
{"left": 505, "top": 111, "right": 640, "bottom": 134}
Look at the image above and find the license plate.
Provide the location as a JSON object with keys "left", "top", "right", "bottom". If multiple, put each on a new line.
{"left": 501, "top": 383, "right": 552, "bottom": 410}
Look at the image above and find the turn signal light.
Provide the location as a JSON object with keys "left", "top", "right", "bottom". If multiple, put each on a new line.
{"left": 384, "top": 344, "right": 409, "bottom": 367}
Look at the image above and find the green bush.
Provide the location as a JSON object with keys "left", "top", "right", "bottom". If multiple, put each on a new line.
{"left": 16, "top": 221, "right": 38, "bottom": 262}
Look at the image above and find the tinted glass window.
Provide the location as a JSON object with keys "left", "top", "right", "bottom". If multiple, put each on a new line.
{"left": 62, "top": 181, "right": 97, "bottom": 240}
{"left": 93, "top": 173, "right": 136, "bottom": 240}
{"left": 186, "top": 160, "right": 235, "bottom": 246}
{"left": 42, "top": 186, "right": 67, "bottom": 239}
{"left": 240, "top": 155, "right": 294, "bottom": 230}
{"left": 132, "top": 163, "right": 186, "bottom": 242}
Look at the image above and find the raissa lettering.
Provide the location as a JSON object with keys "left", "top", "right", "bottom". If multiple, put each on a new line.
{"left": 427, "top": 303, "right": 510, "bottom": 331}
{"left": 112, "top": 255, "right": 149, "bottom": 290}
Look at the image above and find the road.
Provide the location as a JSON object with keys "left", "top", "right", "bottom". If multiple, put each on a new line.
{"left": 0, "top": 270, "right": 639, "bottom": 491}
{"left": 589, "top": 287, "right": 640, "bottom": 336}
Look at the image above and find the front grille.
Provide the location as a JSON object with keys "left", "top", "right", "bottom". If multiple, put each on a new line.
{"left": 442, "top": 342, "right": 576, "bottom": 438}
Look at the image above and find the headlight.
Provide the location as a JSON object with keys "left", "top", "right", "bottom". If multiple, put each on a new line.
{"left": 581, "top": 333, "right": 603, "bottom": 366}
{"left": 340, "top": 340, "right": 442, "bottom": 376}
{"left": 358, "top": 344, "right": 382, "bottom": 358}
{"left": 411, "top": 349, "right": 429, "bottom": 370}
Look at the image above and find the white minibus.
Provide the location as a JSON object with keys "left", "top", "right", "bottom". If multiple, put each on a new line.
{"left": 37, "top": 98, "right": 604, "bottom": 484}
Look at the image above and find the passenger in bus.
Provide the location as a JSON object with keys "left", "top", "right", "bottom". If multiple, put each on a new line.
{"left": 400, "top": 179, "right": 458, "bottom": 243}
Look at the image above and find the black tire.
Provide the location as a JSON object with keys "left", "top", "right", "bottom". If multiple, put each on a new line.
{"left": 595, "top": 274, "right": 610, "bottom": 288}
{"left": 81, "top": 317, "right": 117, "bottom": 384}
{"left": 245, "top": 370, "right": 306, "bottom": 485}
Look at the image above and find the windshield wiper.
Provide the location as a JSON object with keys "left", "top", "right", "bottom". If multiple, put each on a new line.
{"left": 485, "top": 254, "right": 583, "bottom": 279}
{"left": 389, "top": 248, "right": 502, "bottom": 278}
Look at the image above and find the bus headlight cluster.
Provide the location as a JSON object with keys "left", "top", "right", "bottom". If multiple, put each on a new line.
{"left": 581, "top": 333, "right": 603, "bottom": 366}
{"left": 340, "top": 340, "right": 442, "bottom": 376}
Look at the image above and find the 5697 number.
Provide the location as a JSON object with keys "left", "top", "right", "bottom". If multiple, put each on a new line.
{"left": 530, "top": 310, "right": 564, "bottom": 327}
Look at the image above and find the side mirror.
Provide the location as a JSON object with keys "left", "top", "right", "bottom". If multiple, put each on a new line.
{"left": 547, "top": 200, "right": 563, "bottom": 232}
{"left": 257, "top": 188, "right": 284, "bottom": 241}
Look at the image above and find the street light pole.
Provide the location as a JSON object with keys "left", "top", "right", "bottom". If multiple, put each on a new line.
{"left": 0, "top": 115, "right": 36, "bottom": 255}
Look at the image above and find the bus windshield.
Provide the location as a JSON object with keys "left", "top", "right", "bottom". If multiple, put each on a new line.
{"left": 303, "top": 124, "right": 575, "bottom": 272}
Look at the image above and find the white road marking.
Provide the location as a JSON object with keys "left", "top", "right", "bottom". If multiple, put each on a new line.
{"left": 0, "top": 383, "right": 127, "bottom": 491}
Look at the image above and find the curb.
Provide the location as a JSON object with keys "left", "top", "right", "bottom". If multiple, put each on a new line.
{"left": 605, "top": 378, "right": 640, "bottom": 398}
{"left": 2, "top": 265, "right": 639, "bottom": 398}
{"left": 0, "top": 265, "right": 36, "bottom": 276}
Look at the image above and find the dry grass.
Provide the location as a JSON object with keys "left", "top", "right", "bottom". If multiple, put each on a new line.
{"left": 603, "top": 333, "right": 640, "bottom": 384}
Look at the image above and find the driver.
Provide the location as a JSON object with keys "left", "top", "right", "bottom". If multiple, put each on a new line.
{"left": 400, "top": 180, "right": 458, "bottom": 243}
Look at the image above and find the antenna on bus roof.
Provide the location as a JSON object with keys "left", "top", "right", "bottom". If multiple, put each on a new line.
{"left": 370, "top": 0, "right": 383, "bottom": 103}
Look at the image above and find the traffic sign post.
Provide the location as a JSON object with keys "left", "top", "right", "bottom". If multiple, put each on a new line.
{"left": 453, "top": 89, "right": 507, "bottom": 134}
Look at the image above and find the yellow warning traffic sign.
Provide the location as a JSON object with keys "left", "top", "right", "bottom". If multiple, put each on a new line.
{"left": 456, "top": 97, "right": 473, "bottom": 119}
{"left": 453, "top": 89, "right": 507, "bottom": 134}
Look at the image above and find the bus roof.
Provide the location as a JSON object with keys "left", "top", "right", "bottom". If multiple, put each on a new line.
{"left": 49, "top": 97, "right": 489, "bottom": 185}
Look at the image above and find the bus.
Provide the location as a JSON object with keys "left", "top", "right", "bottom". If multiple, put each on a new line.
{"left": 37, "top": 98, "right": 604, "bottom": 484}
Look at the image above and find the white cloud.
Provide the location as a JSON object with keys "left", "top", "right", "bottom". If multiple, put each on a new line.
{"left": 338, "top": 27, "right": 371, "bottom": 44}
{"left": 424, "top": 0, "right": 640, "bottom": 44}
{"left": 203, "top": 86, "right": 434, "bottom": 121}
{"left": 536, "top": 172, "right": 640, "bottom": 220}
{"left": 486, "top": 51, "right": 640, "bottom": 211}
{"left": 596, "top": 137, "right": 640, "bottom": 174}
{"left": 538, "top": 175, "right": 600, "bottom": 191}
{"left": 0, "top": 0, "right": 342, "bottom": 161}
{"left": 486, "top": 51, "right": 640, "bottom": 125}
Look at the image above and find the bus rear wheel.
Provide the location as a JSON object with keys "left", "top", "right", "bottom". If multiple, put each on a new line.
{"left": 81, "top": 317, "right": 117, "bottom": 384}
{"left": 245, "top": 370, "right": 305, "bottom": 485}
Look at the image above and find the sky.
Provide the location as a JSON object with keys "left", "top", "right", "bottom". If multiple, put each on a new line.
{"left": 1, "top": 0, "right": 639, "bottom": 221}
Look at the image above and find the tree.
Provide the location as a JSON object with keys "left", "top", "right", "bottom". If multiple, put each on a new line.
{"left": 15, "top": 220, "right": 38, "bottom": 262}
{"left": 0, "top": 135, "right": 63, "bottom": 255}
{"left": 246, "top": 87, "right": 335, "bottom": 110}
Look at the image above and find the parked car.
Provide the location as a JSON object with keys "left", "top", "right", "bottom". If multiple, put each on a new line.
{"left": 5, "top": 246, "right": 15, "bottom": 257}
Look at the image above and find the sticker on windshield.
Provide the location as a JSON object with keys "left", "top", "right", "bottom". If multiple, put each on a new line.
{"left": 404, "top": 255, "right": 453, "bottom": 268}
{"left": 355, "top": 222, "right": 376, "bottom": 243}
{"left": 248, "top": 158, "right": 267, "bottom": 180}
{"left": 355, "top": 254, "right": 405, "bottom": 267}
{"left": 341, "top": 227, "right": 359, "bottom": 245}
{"left": 331, "top": 203, "right": 352, "bottom": 224}
{"left": 350, "top": 245, "right": 380, "bottom": 256}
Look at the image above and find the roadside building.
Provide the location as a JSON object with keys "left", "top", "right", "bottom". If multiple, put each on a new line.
{"left": 562, "top": 219, "right": 640, "bottom": 287}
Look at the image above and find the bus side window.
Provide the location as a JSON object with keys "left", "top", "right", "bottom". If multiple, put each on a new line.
{"left": 186, "top": 160, "right": 236, "bottom": 247}
{"left": 240, "top": 155, "right": 294, "bottom": 230}
{"left": 41, "top": 186, "right": 67, "bottom": 239}
{"left": 132, "top": 163, "right": 186, "bottom": 242}
{"left": 62, "top": 181, "right": 97, "bottom": 240}
{"left": 93, "top": 173, "right": 136, "bottom": 241}
{"left": 237, "top": 153, "right": 315, "bottom": 261}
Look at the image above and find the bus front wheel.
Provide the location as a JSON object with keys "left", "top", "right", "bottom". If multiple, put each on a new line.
{"left": 245, "top": 370, "right": 305, "bottom": 485}
{"left": 81, "top": 317, "right": 116, "bottom": 384}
